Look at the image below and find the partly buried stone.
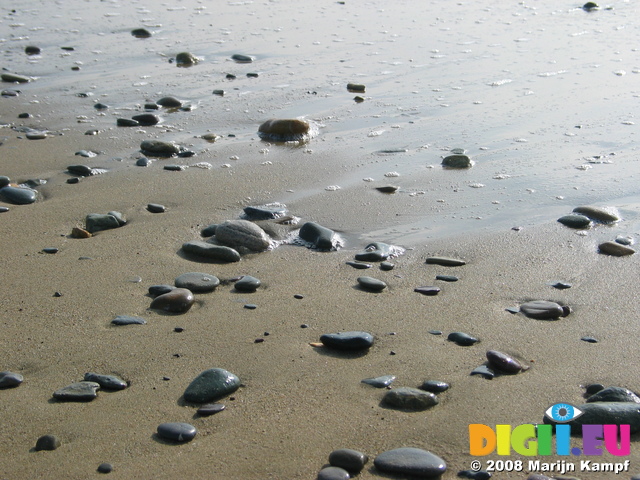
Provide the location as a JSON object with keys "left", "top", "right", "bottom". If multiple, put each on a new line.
{"left": 573, "top": 205, "right": 620, "bottom": 223}
{"left": 447, "top": 332, "right": 478, "bottom": 346}
{"left": 175, "top": 52, "right": 199, "bottom": 65}
{"left": 200, "top": 224, "right": 218, "bottom": 237}
{"left": 181, "top": 240, "right": 241, "bottom": 262}
{"left": 149, "top": 288, "right": 195, "bottom": 313}
{"left": 0, "top": 371, "right": 24, "bottom": 388}
{"left": 486, "top": 350, "right": 525, "bottom": 374}
{"left": 215, "top": 219, "right": 271, "bottom": 252}
{"left": 140, "top": 139, "right": 180, "bottom": 157}
{"left": 84, "top": 373, "right": 127, "bottom": 390}
{"left": 131, "top": 27, "right": 152, "bottom": 38}
{"left": 355, "top": 242, "right": 391, "bottom": 261}
{"left": 148, "top": 285, "right": 175, "bottom": 296}
{"left": 442, "top": 154, "right": 472, "bottom": 168}
{"left": 317, "top": 467, "right": 349, "bottom": 480}
{"left": 519, "top": 300, "right": 568, "bottom": 319}
{"left": 147, "top": 203, "right": 166, "bottom": 213}
{"left": 382, "top": 387, "right": 439, "bottom": 411}
{"left": 599, "top": 241, "right": 635, "bottom": 256}
{"left": 557, "top": 214, "right": 591, "bottom": 229}
{"left": 414, "top": 286, "right": 440, "bottom": 296}
{"left": 234, "top": 275, "right": 261, "bottom": 292}
{"left": 85, "top": 213, "right": 123, "bottom": 233}
{"left": 184, "top": 368, "right": 241, "bottom": 403}
{"left": 53, "top": 381, "right": 100, "bottom": 401}
{"left": 0, "top": 185, "right": 37, "bottom": 205}
{"left": 320, "top": 331, "right": 374, "bottom": 351}
{"left": 35, "top": 434, "right": 61, "bottom": 451}
{"left": 157, "top": 422, "right": 197, "bottom": 442}
{"left": 175, "top": 272, "right": 220, "bottom": 293}
{"left": 111, "top": 315, "right": 146, "bottom": 325}
{"left": 426, "top": 256, "right": 466, "bottom": 266}
{"left": 362, "top": 375, "right": 396, "bottom": 388}
{"left": 544, "top": 402, "right": 640, "bottom": 434}
{"left": 587, "top": 386, "right": 640, "bottom": 404}
{"left": 132, "top": 113, "right": 160, "bottom": 126}
{"left": 243, "top": 203, "right": 288, "bottom": 220}
{"left": 258, "top": 118, "right": 312, "bottom": 142}
{"left": 299, "top": 222, "right": 336, "bottom": 250}
{"left": 329, "top": 448, "right": 369, "bottom": 473}
{"left": 157, "top": 96, "right": 182, "bottom": 107}
{"left": 419, "top": 380, "right": 450, "bottom": 393}
{"left": 357, "top": 276, "right": 387, "bottom": 292}
{"left": 374, "top": 447, "right": 447, "bottom": 478}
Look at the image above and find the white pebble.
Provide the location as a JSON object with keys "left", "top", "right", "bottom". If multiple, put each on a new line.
{"left": 325, "top": 185, "right": 341, "bottom": 191}
{"left": 384, "top": 172, "right": 400, "bottom": 177}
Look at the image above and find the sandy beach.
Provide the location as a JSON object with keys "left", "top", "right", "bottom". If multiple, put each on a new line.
{"left": 2, "top": 1, "right": 640, "bottom": 479}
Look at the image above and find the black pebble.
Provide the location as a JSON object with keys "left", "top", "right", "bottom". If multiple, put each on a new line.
{"left": 174, "top": 327, "right": 184, "bottom": 333}
{"left": 131, "top": 28, "right": 152, "bottom": 38}
{"left": 42, "top": 247, "right": 59, "bottom": 254}
{"left": 35, "top": 434, "right": 60, "bottom": 451}
{"left": 300, "top": 324, "right": 309, "bottom": 328}
{"left": 226, "top": 74, "right": 236, "bottom": 80}
{"left": 25, "top": 45, "right": 41, "bottom": 55}
{"left": 581, "top": 336, "right": 598, "bottom": 343}
{"left": 97, "top": 463, "right": 113, "bottom": 474}
{"left": 254, "top": 338, "right": 264, "bottom": 343}
{"left": 585, "top": 383, "right": 605, "bottom": 395}
{"left": 447, "top": 331, "right": 479, "bottom": 346}
{"left": 117, "top": 118, "right": 139, "bottom": 127}
{"left": 53, "top": 292, "right": 63, "bottom": 297}
{"left": 458, "top": 470, "right": 492, "bottom": 480}
{"left": 18, "top": 112, "right": 31, "bottom": 118}
{"left": 244, "top": 304, "right": 257, "bottom": 310}
{"left": 294, "top": 294, "right": 304, "bottom": 299}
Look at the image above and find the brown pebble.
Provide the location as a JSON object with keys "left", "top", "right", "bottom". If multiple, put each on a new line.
{"left": 71, "top": 227, "right": 92, "bottom": 238}
{"left": 309, "top": 342, "right": 324, "bottom": 347}
{"left": 598, "top": 241, "right": 635, "bottom": 256}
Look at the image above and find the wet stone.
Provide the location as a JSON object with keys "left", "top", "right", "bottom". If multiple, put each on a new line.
{"left": 231, "top": 54, "right": 254, "bottom": 63}
{"left": 94, "top": 102, "right": 109, "bottom": 110}
{"left": 598, "top": 241, "right": 635, "bottom": 256}
{"left": 586, "top": 386, "right": 640, "bottom": 403}
{"left": 0, "top": 207, "right": 8, "bottom": 213}
{"left": 215, "top": 219, "right": 271, "bottom": 252}
{"left": 347, "top": 83, "right": 365, "bottom": 92}
{"left": 573, "top": 205, "right": 619, "bottom": 223}
{"left": 329, "top": 448, "right": 368, "bottom": 473}
{"left": 111, "top": 315, "right": 146, "bottom": 325}
{"left": 442, "top": 154, "right": 472, "bottom": 168}
{"left": 25, "top": 45, "right": 41, "bottom": 55}
{"left": 299, "top": 222, "right": 336, "bottom": 250}
{"left": 42, "top": 247, "right": 58, "bottom": 254}
{"left": 357, "top": 276, "right": 387, "bottom": 292}
{"left": 35, "top": 434, "right": 61, "bottom": 451}
{"left": 361, "top": 375, "right": 396, "bottom": 388}
{"left": 140, "top": 140, "right": 179, "bottom": 157}
{"left": 131, "top": 27, "right": 152, "bottom": 38}
{"left": 0, "top": 176, "right": 10, "bottom": 188}
{"left": 447, "top": 332, "right": 478, "bottom": 346}
{"left": 258, "top": 118, "right": 311, "bottom": 142}
{"left": 376, "top": 185, "right": 399, "bottom": 193}
{"left": 374, "top": 448, "right": 447, "bottom": 478}
{"left": 132, "top": 114, "right": 160, "bottom": 126}
{"left": 545, "top": 402, "right": 640, "bottom": 434}
{"left": 197, "top": 403, "right": 225, "bottom": 416}
{"left": 234, "top": 275, "right": 261, "bottom": 292}
{"left": 320, "top": 331, "right": 374, "bottom": 351}
{"left": 355, "top": 242, "right": 391, "bottom": 261}
{"left": 486, "top": 350, "right": 524, "bottom": 374}
{"left": 380, "top": 261, "right": 394, "bottom": 271}
{"left": 164, "top": 164, "right": 186, "bottom": 171}
{"left": 53, "top": 381, "right": 100, "bottom": 401}
{"left": 148, "top": 285, "right": 175, "bottom": 296}
{"left": 175, "top": 272, "right": 220, "bottom": 293}
{"left": 557, "top": 214, "right": 591, "bottom": 229}
{"left": 184, "top": 368, "right": 241, "bottom": 403}
{"left": 520, "top": 300, "right": 567, "bottom": 319}
{"left": 552, "top": 281, "right": 572, "bottom": 289}
{"left": 157, "top": 96, "right": 182, "bottom": 107}
{"left": 471, "top": 365, "right": 495, "bottom": 379}
{"left": 175, "top": 52, "right": 198, "bottom": 65}
{"left": 147, "top": 203, "right": 166, "bottom": 213}
{"left": 583, "top": 2, "right": 599, "bottom": 11}
{"left": 382, "top": 387, "right": 438, "bottom": 411}
{"left": 1, "top": 89, "right": 20, "bottom": 96}
{"left": 426, "top": 256, "right": 466, "bottom": 266}
{"left": 135, "top": 157, "right": 151, "bottom": 167}
{"left": 1, "top": 73, "right": 31, "bottom": 83}
{"left": 117, "top": 118, "right": 139, "bottom": 127}
{"left": 157, "top": 422, "right": 196, "bottom": 442}
{"left": 0, "top": 185, "right": 37, "bottom": 205}
{"left": 585, "top": 383, "right": 605, "bottom": 395}
{"left": 149, "top": 288, "right": 195, "bottom": 313}
{"left": 414, "top": 286, "right": 440, "bottom": 296}
{"left": 317, "top": 467, "right": 349, "bottom": 480}
{"left": 0, "top": 371, "right": 24, "bottom": 388}
{"left": 182, "top": 240, "right": 241, "bottom": 263}
{"left": 84, "top": 373, "right": 127, "bottom": 390}
{"left": 419, "top": 380, "right": 449, "bottom": 393}
{"left": 243, "top": 204, "right": 288, "bottom": 220}
{"left": 144, "top": 103, "right": 159, "bottom": 110}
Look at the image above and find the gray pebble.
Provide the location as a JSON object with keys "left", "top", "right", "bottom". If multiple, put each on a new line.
{"left": 414, "top": 286, "right": 440, "bottom": 296}
{"left": 419, "top": 380, "right": 449, "bottom": 393}
{"left": 299, "top": 222, "right": 336, "bottom": 250}
{"left": 599, "top": 241, "right": 635, "bottom": 256}
{"left": 148, "top": 285, "right": 175, "bottom": 297}
{"left": 320, "top": 331, "right": 374, "bottom": 351}
{"left": 447, "top": 332, "right": 478, "bottom": 346}
{"left": 374, "top": 447, "right": 447, "bottom": 477}
{"left": 149, "top": 288, "right": 195, "bottom": 313}
{"left": 382, "top": 387, "right": 439, "bottom": 410}
{"left": 215, "top": 220, "right": 271, "bottom": 252}
{"left": 157, "top": 422, "right": 197, "bottom": 442}
{"left": 35, "top": 434, "right": 61, "bottom": 451}
{"left": 84, "top": 373, "right": 127, "bottom": 390}
{"left": 157, "top": 97, "right": 182, "bottom": 107}
{"left": 586, "top": 386, "right": 640, "bottom": 403}
{"left": 442, "top": 154, "right": 472, "bottom": 168}
{"left": 436, "top": 275, "right": 458, "bottom": 282}
{"left": 53, "top": 381, "right": 100, "bottom": 401}
{"left": 557, "top": 214, "right": 591, "bottom": 229}
{"left": 329, "top": 448, "right": 368, "bottom": 473}
{"left": 426, "top": 256, "right": 466, "bottom": 266}
{"left": 184, "top": 368, "right": 241, "bottom": 403}
{"left": 317, "top": 466, "right": 349, "bottom": 480}
{"left": 520, "top": 300, "right": 567, "bottom": 319}
{"left": 147, "top": 203, "right": 166, "bottom": 213}
{"left": 231, "top": 54, "right": 254, "bottom": 63}
{"left": 197, "top": 403, "right": 225, "bottom": 416}
{"left": 581, "top": 336, "right": 598, "bottom": 343}
{"left": 573, "top": 205, "right": 620, "bottom": 223}
{"left": 243, "top": 204, "right": 288, "bottom": 220}
{"left": 136, "top": 157, "right": 151, "bottom": 167}
{"left": 355, "top": 242, "right": 391, "bottom": 261}
{"left": 164, "top": 164, "right": 186, "bottom": 171}
{"left": 380, "top": 261, "right": 394, "bottom": 271}
{"left": 111, "top": 315, "right": 146, "bottom": 325}
{"left": 361, "top": 375, "right": 396, "bottom": 388}
{"left": 357, "top": 276, "right": 387, "bottom": 292}
{"left": 486, "top": 350, "right": 524, "bottom": 374}
{"left": 140, "top": 140, "right": 179, "bottom": 157}
{"left": 97, "top": 463, "right": 113, "bottom": 473}
{"left": 346, "top": 261, "right": 371, "bottom": 270}
{"left": 175, "top": 272, "right": 220, "bottom": 293}
{"left": 182, "top": 240, "right": 241, "bottom": 263}
{"left": 0, "top": 185, "right": 37, "bottom": 205}
{"left": 85, "top": 213, "right": 122, "bottom": 233}
{"left": 234, "top": 275, "right": 261, "bottom": 292}
{"left": 0, "top": 371, "right": 24, "bottom": 388}
{"left": 1, "top": 73, "right": 31, "bottom": 83}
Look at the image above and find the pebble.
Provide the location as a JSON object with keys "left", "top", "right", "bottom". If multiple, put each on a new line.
{"left": 94, "top": 102, "right": 109, "bottom": 110}
{"left": 111, "top": 315, "right": 146, "bottom": 325}
{"left": 243, "top": 204, "right": 288, "bottom": 220}
{"left": 132, "top": 114, "right": 160, "bottom": 126}
{"left": 320, "top": 331, "right": 374, "bottom": 351}
{"left": 419, "top": 380, "right": 449, "bottom": 393}
{"left": 140, "top": 140, "right": 179, "bottom": 157}
{"left": 35, "top": 434, "right": 61, "bottom": 451}
{"left": 26, "top": 131, "right": 47, "bottom": 140}
{"left": 0, "top": 371, "right": 24, "bottom": 388}
{"left": 53, "top": 381, "right": 100, "bottom": 401}
{"left": 212, "top": 89, "right": 225, "bottom": 96}
{"left": 447, "top": 332, "right": 479, "bottom": 346}
{"left": 157, "top": 422, "right": 197, "bottom": 442}
{"left": 183, "top": 368, "right": 241, "bottom": 403}
{"left": 357, "top": 276, "right": 387, "bottom": 292}
{"left": 84, "top": 373, "right": 127, "bottom": 390}
{"left": 148, "top": 285, "right": 175, "bottom": 297}
{"left": 71, "top": 227, "right": 92, "bottom": 238}
{"left": 380, "top": 261, "right": 394, "bottom": 271}
{"left": 426, "top": 256, "right": 466, "bottom": 266}
{"left": 85, "top": 213, "right": 123, "bottom": 233}
{"left": 458, "top": 470, "right": 492, "bottom": 479}
{"left": 131, "top": 28, "right": 152, "bottom": 38}
{"left": 429, "top": 330, "right": 442, "bottom": 335}
{"left": 0, "top": 185, "right": 37, "bottom": 205}
{"left": 551, "top": 281, "right": 572, "bottom": 289}
{"left": 585, "top": 383, "right": 605, "bottom": 395}
{"left": 1, "top": 89, "right": 20, "bottom": 96}
{"left": 164, "top": 165, "right": 186, "bottom": 171}
{"left": 346, "top": 83, "right": 365, "bottom": 92}
{"left": 470, "top": 365, "right": 495, "bottom": 379}
{"left": 0, "top": 176, "right": 10, "bottom": 188}
{"left": 258, "top": 118, "right": 311, "bottom": 142}
{"left": 149, "top": 288, "right": 195, "bottom": 313}
{"left": 442, "top": 154, "right": 472, "bottom": 168}
{"left": 244, "top": 304, "right": 257, "bottom": 310}
{"left": 317, "top": 467, "right": 349, "bottom": 480}
{"left": 197, "top": 403, "right": 226, "bottom": 416}
{"left": 42, "top": 247, "right": 58, "bottom": 254}
{"left": 234, "top": 275, "right": 261, "bottom": 292}
{"left": 355, "top": 242, "right": 391, "bottom": 261}
{"left": 436, "top": 275, "right": 458, "bottom": 282}
{"left": 382, "top": 387, "right": 439, "bottom": 410}
{"left": 136, "top": 157, "right": 152, "bottom": 167}
{"left": 0, "top": 207, "right": 9, "bottom": 213}
{"left": 175, "top": 272, "right": 220, "bottom": 293}
{"left": 573, "top": 205, "right": 620, "bottom": 223}
{"left": 182, "top": 240, "right": 241, "bottom": 262}
{"left": 361, "top": 375, "right": 396, "bottom": 388}
{"left": 583, "top": 2, "right": 599, "bottom": 11}
{"left": 328, "top": 448, "right": 368, "bottom": 473}
{"left": 346, "top": 261, "right": 371, "bottom": 269}
{"left": 25, "top": 45, "right": 41, "bottom": 55}
{"left": 414, "top": 286, "right": 440, "bottom": 296}
{"left": 147, "top": 203, "right": 166, "bottom": 213}
{"left": 374, "top": 447, "right": 447, "bottom": 478}
{"left": 586, "top": 386, "right": 640, "bottom": 403}
{"left": 598, "top": 241, "right": 635, "bottom": 256}
{"left": 231, "top": 54, "right": 254, "bottom": 63}
{"left": 299, "top": 222, "right": 336, "bottom": 250}
{"left": 215, "top": 220, "right": 271, "bottom": 252}
{"left": 486, "top": 350, "right": 524, "bottom": 374}
{"left": 157, "top": 96, "right": 182, "bottom": 107}
{"left": 581, "top": 336, "right": 598, "bottom": 343}
{"left": 97, "top": 463, "right": 113, "bottom": 474}
{"left": 1, "top": 73, "right": 31, "bottom": 83}
{"left": 519, "top": 300, "right": 568, "bottom": 319}
{"left": 144, "top": 103, "right": 159, "bottom": 110}
{"left": 117, "top": 118, "right": 139, "bottom": 127}
{"left": 557, "top": 214, "right": 591, "bottom": 229}
{"left": 545, "top": 402, "right": 640, "bottom": 433}
{"left": 175, "top": 52, "right": 198, "bottom": 65}
{"left": 376, "top": 185, "right": 399, "bottom": 193}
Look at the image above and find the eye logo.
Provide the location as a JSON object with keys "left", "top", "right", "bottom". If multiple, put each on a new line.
{"left": 545, "top": 403, "right": 583, "bottom": 423}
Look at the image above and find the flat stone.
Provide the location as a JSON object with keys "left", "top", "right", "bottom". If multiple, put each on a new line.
{"left": 581, "top": 336, "right": 598, "bottom": 343}
{"left": 164, "top": 164, "right": 186, "bottom": 171}
{"left": 436, "top": 275, "right": 458, "bottom": 282}
{"left": 573, "top": 205, "right": 620, "bottom": 223}
{"left": 347, "top": 83, "right": 366, "bottom": 92}
{"left": 519, "top": 300, "right": 566, "bottom": 319}
{"left": 486, "top": 350, "right": 524, "bottom": 374}
{"left": 197, "top": 403, "right": 225, "bottom": 416}
{"left": 357, "top": 276, "right": 387, "bottom": 292}
{"left": 85, "top": 213, "right": 121, "bottom": 233}
{"left": 175, "top": 272, "right": 220, "bottom": 293}
{"left": 117, "top": 118, "right": 140, "bottom": 127}
{"left": 234, "top": 275, "right": 261, "bottom": 292}
{"left": 0, "top": 371, "right": 24, "bottom": 388}
{"left": 552, "top": 281, "right": 572, "bottom": 289}
{"left": 442, "top": 154, "right": 472, "bottom": 168}
{"left": 414, "top": 286, "right": 440, "bottom": 296}
{"left": 182, "top": 240, "right": 241, "bottom": 262}
{"left": 215, "top": 220, "right": 271, "bottom": 252}
{"left": 149, "top": 288, "right": 195, "bottom": 313}
{"left": 419, "top": 380, "right": 450, "bottom": 393}
{"left": 184, "top": 368, "right": 241, "bottom": 403}
{"left": 157, "top": 96, "right": 182, "bottom": 107}
{"left": 346, "top": 261, "right": 372, "bottom": 269}
{"left": 148, "top": 285, "right": 175, "bottom": 297}
{"left": 329, "top": 448, "right": 368, "bottom": 473}
{"left": 544, "top": 402, "right": 640, "bottom": 434}
{"left": 447, "top": 332, "right": 478, "bottom": 346}
{"left": 470, "top": 365, "right": 495, "bottom": 379}
{"left": 380, "top": 261, "right": 394, "bottom": 271}
{"left": 1, "top": 73, "right": 31, "bottom": 83}
{"left": 140, "top": 140, "right": 179, "bottom": 157}
{"left": 355, "top": 242, "right": 391, "bottom": 261}
{"left": 586, "top": 386, "right": 640, "bottom": 403}
{"left": 361, "top": 375, "right": 396, "bottom": 388}
{"left": 317, "top": 466, "right": 349, "bottom": 480}
{"left": 83, "top": 373, "right": 127, "bottom": 390}
{"left": 557, "top": 214, "right": 591, "bottom": 229}
{"left": 157, "top": 422, "right": 196, "bottom": 442}
{"left": 53, "top": 381, "right": 100, "bottom": 401}
{"left": 299, "top": 222, "right": 336, "bottom": 250}
{"left": 426, "top": 256, "right": 465, "bottom": 266}
{"left": 35, "top": 434, "right": 61, "bottom": 451}
{"left": 258, "top": 118, "right": 311, "bottom": 142}
{"left": 599, "top": 241, "right": 635, "bottom": 256}
{"left": 231, "top": 54, "right": 254, "bottom": 63}
{"left": 147, "top": 203, "right": 166, "bottom": 213}
{"left": 111, "top": 315, "right": 146, "bottom": 325}
{"left": 0, "top": 185, "right": 37, "bottom": 205}
{"left": 132, "top": 114, "right": 160, "bottom": 126}
{"left": 382, "top": 387, "right": 439, "bottom": 410}
{"left": 320, "top": 331, "right": 374, "bottom": 351}
{"left": 243, "top": 204, "right": 288, "bottom": 220}
{"left": 97, "top": 463, "right": 113, "bottom": 473}
{"left": 374, "top": 447, "right": 447, "bottom": 477}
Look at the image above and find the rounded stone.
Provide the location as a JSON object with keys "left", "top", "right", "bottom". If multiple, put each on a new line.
{"left": 520, "top": 300, "right": 566, "bottom": 319}
{"left": 157, "top": 422, "right": 196, "bottom": 442}
{"left": 140, "top": 140, "right": 179, "bottom": 157}
{"left": 585, "top": 383, "right": 605, "bottom": 395}
{"left": 157, "top": 96, "right": 182, "bottom": 107}
{"left": 147, "top": 203, "right": 166, "bottom": 213}
{"left": 184, "top": 368, "right": 241, "bottom": 403}
{"left": 85, "top": 213, "right": 121, "bottom": 233}
{"left": 0, "top": 176, "right": 10, "bottom": 188}
{"left": 35, "top": 434, "right": 61, "bottom": 451}
{"left": 380, "top": 261, "right": 394, "bottom": 271}
{"left": 258, "top": 118, "right": 312, "bottom": 142}
{"left": 347, "top": 83, "right": 366, "bottom": 92}
{"left": 414, "top": 286, "right": 440, "bottom": 296}
{"left": 447, "top": 332, "right": 478, "bottom": 346}
{"left": 486, "top": 350, "right": 524, "bottom": 374}
{"left": 231, "top": 54, "right": 254, "bottom": 63}
{"left": 0, "top": 185, "right": 37, "bottom": 205}
{"left": 0, "top": 371, "right": 24, "bottom": 388}
{"left": 175, "top": 52, "right": 198, "bottom": 65}
{"left": 586, "top": 386, "right": 640, "bottom": 403}
{"left": 357, "top": 276, "right": 387, "bottom": 292}
{"left": 148, "top": 285, "right": 175, "bottom": 297}
{"left": 182, "top": 240, "right": 241, "bottom": 263}
{"left": 598, "top": 241, "right": 635, "bottom": 256}
{"left": 111, "top": 315, "right": 146, "bottom": 326}
{"left": 557, "top": 214, "right": 591, "bottom": 229}
{"left": 374, "top": 447, "right": 447, "bottom": 477}
{"left": 382, "top": 387, "right": 439, "bottom": 410}
{"left": 355, "top": 242, "right": 391, "bottom": 261}
{"left": 215, "top": 220, "right": 271, "bottom": 252}
{"left": 234, "top": 275, "right": 261, "bottom": 292}
{"left": 132, "top": 114, "right": 160, "bottom": 126}
{"left": 25, "top": 45, "right": 41, "bottom": 55}
{"left": 329, "top": 449, "right": 369, "bottom": 473}
{"left": 419, "top": 380, "right": 450, "bottom": 393}
{"left": 175, "top": 273, "right": 220, "bottom": 293}
{"left": 97, "top": 462, "right": 113, "bottom": 473}
{"left": 299, "top": 222, "right": 336, "bottom": 250}
{"left": 117, "top": 118, "right": 139, "bottom": 127}
{"left": 317, "top": 466, "right": 349, "bottom": 480}
{"left": 200, "top": 224, "right": 218, "bottom": 237}
{"left": 442, "top": 154, "right": 472, "bottom": 168}
{"left": 573, "top": 205, "right": 620, "bottom": 223}
{"left": 149, "top": 288, "right": 195, "bottom": 313}
{"left": 320, "top": 331, "right": 374, "bottom": 351}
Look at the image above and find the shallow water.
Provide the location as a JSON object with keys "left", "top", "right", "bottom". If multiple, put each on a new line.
{"left": 2, "top": 0, "right": 640, "bottom": 244}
